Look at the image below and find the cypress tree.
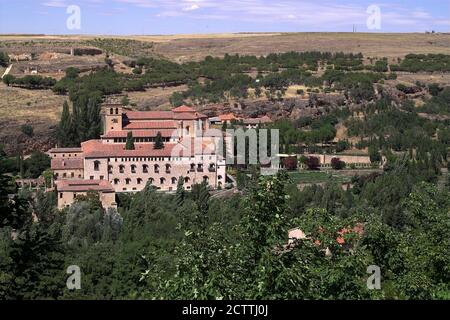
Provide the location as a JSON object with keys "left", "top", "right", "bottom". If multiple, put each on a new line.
{"left": 125, "top": 132, "right": 135, "bottom": 150}
{"left": 57, "top": 101, "right": 72, "bottom": 147}
{"left": 154, "top": 132, "right": 164, "bottom": 150}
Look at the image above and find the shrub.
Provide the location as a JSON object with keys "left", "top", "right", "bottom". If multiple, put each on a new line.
{"left": 282, "top": 156, "right": 298, "bottom": 171}
{"left": 331, "top": 157, "right": 346, "bottom": 170}
{"left": 21, "top": 124, "right": 34, "bottom": 137}
{"left": 305, "top": 156, "right": 320, "bottom": 170}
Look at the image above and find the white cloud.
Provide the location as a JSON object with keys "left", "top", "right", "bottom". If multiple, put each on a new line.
{"left": 41, "top": 0, "right": 68, "bottom": 7}
{"left": 88, "top": 0, "right": 446, "bottom": 31}
{"left": 183, "top": 4, "right": 200, "bottom": 11}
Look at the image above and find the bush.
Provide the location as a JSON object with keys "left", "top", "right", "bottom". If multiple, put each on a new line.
{"left": 132, "top": 67, "right": 142, "bottom": 75}
{"left": 0, "top": 51, "right": 9, "bottom": 67}
{"left": 282, "top": 156, "right": 298, "bottom": 171}
{"left": 21, "top": 124, "right": 34, "bottom": 137}
{"left": 331, "top": 157, "right": 346, "bottom": 170}
{"left": 304, "top": 156, "right": 320, "bottom": 170}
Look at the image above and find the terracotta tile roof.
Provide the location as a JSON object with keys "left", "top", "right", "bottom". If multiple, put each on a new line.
{"left": 81, "top": 139, "right": 197, "bottom": 158}
{"left": 48, "top": 147, "right": 82, "bottom": 153}
{"left": 123, "top": 121, "right": 177, "bottom": 130}
{"left": 174, "top": 112, "right": 208, "bottom": 120}
{"left": 219, "top": 113, "right": 238, "bottom": 121}
{"left": 81, "top": 138, "right": 217, "bottom": 158}
{"left": 101, "top": 129, "right": 177, "bottom": 138}
{"left": 56, "top": 179, "right": 114, "bottom": 193}
{"left": 172, "top": 105, "right": 196, "bottom": 113}
{"left": 125, "top": 111, "right": 173, "bottom": 120}
{"left": 51, "top": 158, "right": 84, "bottom": 170}
{"left": 125, "top": 109, "right": 207, "bottom": 121}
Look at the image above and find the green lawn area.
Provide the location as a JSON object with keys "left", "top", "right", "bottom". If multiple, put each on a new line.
{"left": 288, "top": 171, "right": 351, "bottom": 185}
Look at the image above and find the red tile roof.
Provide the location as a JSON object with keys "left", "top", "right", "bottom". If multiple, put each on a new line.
{"left": 125, "top": 109, "right": 207, "bottom": 121}
{"left": 173, "top": 105, "right": 196, "bottom": 113}
{"left": 101, "top": 129, "right": 177, "bottom": 139}
{"left": 219, "top": 113, "right": 238, "bottom": 121}
{"left": 56, "top": 180, "right": 115, "bottom": 193}
{"left": 81, "top": 139, "right": 192, "bottom": 158}
{"left": 48, "top": 147, "right": 82, "bottom": 153}
{"left": 81, "top": 139, "right": 216, "bottom": 158}
{"left": 123, "top": 121, "right": 177, "bottom": 130}
{"left": 51, "top": 158, "right": 84, "bottom": 170}
{"left": 125, "top": 111, "right": 173, "bottom": 120}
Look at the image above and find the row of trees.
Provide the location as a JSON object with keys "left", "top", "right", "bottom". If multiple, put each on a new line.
{"left": 3, "top": 74, "right": 56, "bottom": 89}
{"left": 390, "top": 54, "right": 450, "bottom": 72}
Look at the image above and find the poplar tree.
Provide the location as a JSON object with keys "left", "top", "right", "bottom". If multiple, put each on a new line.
{"left": 57, "top": 101, "right": 72, "bottom": 147}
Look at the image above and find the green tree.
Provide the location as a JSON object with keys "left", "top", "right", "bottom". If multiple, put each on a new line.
{"left": 0, "top": 51, "right": 9, "bottom": 67}
{"left": 57, "top": 101, "right": 72, "bottom": 147}
{"left": 154, "top": 132, "right": 164, "bottom": 150}
{"left": 125, "top": 132, "right": 135, "bottom": 150}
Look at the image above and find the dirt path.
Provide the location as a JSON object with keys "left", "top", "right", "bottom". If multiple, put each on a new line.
{"left": 1, "top": 64, "right": 12, "bottom": 79}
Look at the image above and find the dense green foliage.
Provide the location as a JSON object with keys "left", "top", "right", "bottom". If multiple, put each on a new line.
{"left": 1, "top": 158, "right": 448, "bottom": 299}
{"left": 0, "top": 51, "right": 9, "bottom": 67}
{"left": 0, "top": 151, "right": 50, "bottom": 178}
{"left": 3, "top": 75, "right": 56, "bottom": 89}
{"left": 391, "top": 54, "right": 450, "bottom": 72}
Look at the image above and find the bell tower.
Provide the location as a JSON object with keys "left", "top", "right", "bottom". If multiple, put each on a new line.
{"left": 102, "top": 104, "right": 123, "bottom": 134}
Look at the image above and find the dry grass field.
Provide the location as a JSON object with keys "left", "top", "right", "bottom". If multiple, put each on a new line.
{"left": 1, "top": 32, "right": 449, "bottom": 154}
{"left": 1, "top": 32, "right": 449, "bottom": 61}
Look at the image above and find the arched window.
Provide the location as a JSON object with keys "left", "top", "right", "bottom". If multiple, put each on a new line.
{"left": 160, "top": 177, "right": 166, "bottom": 185}
{"left": 108, "top": 165, "right": 113, "bottom": 174}
{"left": 171, "top": 177, "right": 177, "bottom": 184}
{"left": 114, "top": 178, "right": 120, "bottom": 185}
{"left": 209, "top": 163, "right": 216, "bottom": 172}
{"left": 165, "top": 164, "right": 171, "bottom": 173}
{"left": 218, "top": 175, "right": 223, "bottom": 180}
{"left": 154, "top": 164, "right": 160, "bottom": 173}
{"left": 137, "top": 178, "right": 143, "bottom": 185}
{"left": 110, "top": 108, "right": 113, "bottom": 115}
{"left": 126, "top": 178, "right": 131, "bottom": 185}
{"left": 115, "top": 108, "right": 119, "bottom": 115}
{"left": 131, "top": 164, "right": 137, "bottom": 173}
{"left": 203, "top": 176, "right": 209, "bottom": 183}
{"left": 143, "top": 164, "right": 149, "bottom": 173}
{"left": 148, "top": 178, "right": 154, "bottom": 184}
{"left": 119, "top": 165, "right": 125, "bottom": 173}
{"left": 94, "top": 160, "right": 101, "bottom": 171}
{"left": 184, "top": 177, "right": 191, "bottom": 184}
{"left": 190, "top": 163, "right": 195, "bottom": 172}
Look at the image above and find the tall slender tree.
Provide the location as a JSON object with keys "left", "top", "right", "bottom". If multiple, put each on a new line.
{"left": 125, "top": 132, "right": 135, "bottom": 150}
{"left": 57, "top": 101, "right": 72, "bottom": 147}
{"left": 154, "top": 132, "right": 164, "bottom": 150}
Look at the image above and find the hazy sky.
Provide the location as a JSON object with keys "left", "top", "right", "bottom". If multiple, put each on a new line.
{"left": 0, "top": 0, "right": 449, "bottom": 35}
